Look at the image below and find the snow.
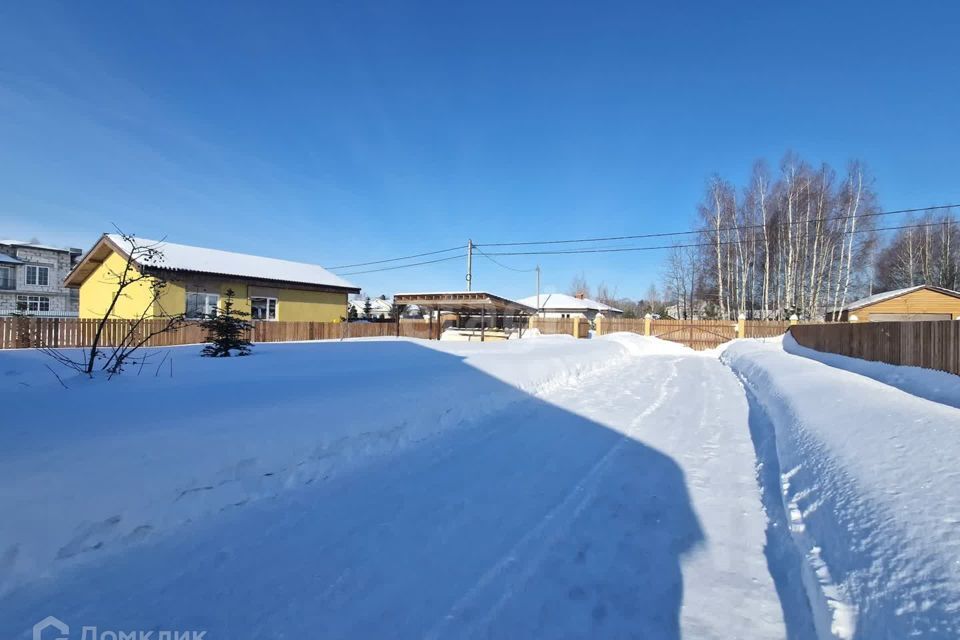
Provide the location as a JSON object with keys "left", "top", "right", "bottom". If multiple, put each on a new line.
{"left": 105, "top": 233, "right": 357, "bottom": 290}
{"left": 0, "top": 239, "right": 74, "bottom": 253}
{"left": 724, "top": 338, "right": 960, "bottom": 639}
{"left": 2, "top": 332, "right": 956, "bottom": 638}
{"left": 517, "top": 292, "right": 623, "bottom": 313}
{"left": 0, "top": 334, "right": 785, "bottom": 638}
{"left": 0, "top": 336, "right": 628, "bottom": 597}
{"left": 783, "top": 333, "right": 960, "bottom": 409}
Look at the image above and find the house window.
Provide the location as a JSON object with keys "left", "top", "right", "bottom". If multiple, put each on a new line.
{"left": 250, "top": 297, "right": 278, "bottom": 320}
{"left": 185, "top": 292, "right": 219, "bottom": 318}
{"left": 26, "top": 265, "right": 49, "bottom": 286}
{"left": 0, "top": 266, "right": 13, "bottom": 289}
{"left": 17, "top": 295, "right": 50, "bottom": 312}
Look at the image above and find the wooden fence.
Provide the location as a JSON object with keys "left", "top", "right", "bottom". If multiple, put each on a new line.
{"left": 790, "top": 321, "right": 960, "bottom": 376}
{"left": 0, "top": 317, "right": 432, "bottom": 350}
{"left": 744, "top": 320, "right": 792, "bottom": 339}
{"left": 529, "top": 317, "right": 590, "bottom": 338}
{"left": 597, "top": 318, "right": 792, "bottom": 350}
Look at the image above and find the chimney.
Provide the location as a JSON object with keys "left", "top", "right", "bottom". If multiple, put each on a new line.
{"left": 575, "top": 292, "right": 585, "bottom": 300}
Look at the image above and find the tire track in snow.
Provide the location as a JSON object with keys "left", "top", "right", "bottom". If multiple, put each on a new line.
{"left": 424, "top": 358, "right": 682, "bottom": 640}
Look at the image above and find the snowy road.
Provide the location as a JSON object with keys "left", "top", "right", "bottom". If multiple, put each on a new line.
{"left": 2, "top": 351, "right": 801, "bottom": 639}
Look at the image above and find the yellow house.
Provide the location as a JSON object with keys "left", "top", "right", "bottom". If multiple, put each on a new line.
{"left": 828, "top": 285, "right": 960, "bottom": 322}
{"left": 65, "top": 234, "right": 360, "bottom": 322}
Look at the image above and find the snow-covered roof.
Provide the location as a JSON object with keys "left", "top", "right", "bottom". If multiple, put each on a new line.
{"left": 0, "top": 239, "right": 76, "bottom": 253}
{"left": 517, "top": 293, "right": 623, "bottom": 313}
{"left": 349, "top": 297, "right": 393, "bottom": 311}
{"left": 83, "top": 234, "right": 359, "bottom": 290}
{"left": 835, "top": 285, "right": 960, "bottom": 312}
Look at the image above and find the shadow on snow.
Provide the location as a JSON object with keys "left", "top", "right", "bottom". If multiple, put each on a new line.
{"left": 2, "top": 340, "right": 703, "bottom": 639}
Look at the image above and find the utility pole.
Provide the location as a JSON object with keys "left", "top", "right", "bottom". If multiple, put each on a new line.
{"left": 536, "top": 265, "right": 541, "bottom": 317}
{"left": 466, "top": 239, "right": 473, "bottom": 291}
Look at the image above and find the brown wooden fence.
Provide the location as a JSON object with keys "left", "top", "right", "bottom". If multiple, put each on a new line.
{"left": 744, "top": 320, "right": 792, "bottom": 339}
{"left": 0, "top": 317, "right": 432, "bottom": 350}
{"left": 597, "top": 318, "right": 792, "bottom": 350}
{"left": 790, "top": 321, "right": 960, "bottom": 375}
{"left": 529, "top": 317, "right": 589, "bottom": 338}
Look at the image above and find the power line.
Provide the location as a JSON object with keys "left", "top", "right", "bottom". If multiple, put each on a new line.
{"left": 482, "top": 220, "right": 954, "bottom": 257}
{"left": 329, "top": 245, "right": 463, "bottom": 270}
{"left": 474, "top": 203, "right": 959, "bottom": 248}
{"left": 329, "top": 203, "right": 959, "bottom": 278}
{"left": 473, "top": 245, "right": 539, "bottom": 272}
{"left": 336, "top": 253, "right": 466, "bottom": 276}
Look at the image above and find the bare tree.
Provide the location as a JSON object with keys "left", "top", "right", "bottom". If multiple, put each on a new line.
{"left": 568, "top": 272, "right": 590, "bottom": 298}
{"left": 39, "top": 231, "right": 185, "bottom": 379}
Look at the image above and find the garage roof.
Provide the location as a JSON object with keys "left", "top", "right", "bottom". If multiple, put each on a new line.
{"left": 837, "top": 285, "right": 960, "bottom": 311}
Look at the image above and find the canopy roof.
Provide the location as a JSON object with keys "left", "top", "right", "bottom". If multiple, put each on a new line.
{"left": 393, "top": 291, "right": 536, "bottom": 315}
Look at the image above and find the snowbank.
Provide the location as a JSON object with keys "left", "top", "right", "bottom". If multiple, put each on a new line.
{"left": 783, "top": 332, "right": 960, "bottom": 409}
{"left": 723, "top": 340, "right": 960, "bottom": 639}
{"left": 0, "top": 336, "right": 635, "bottom": 595}
{"left": 598, "top": 332, "right": 696, "bottom": 356}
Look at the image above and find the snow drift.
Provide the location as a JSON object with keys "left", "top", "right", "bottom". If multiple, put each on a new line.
{"left": 0, "top": 335, "right": 637, "bottom": 596}
{"left": 724, "top": 339, "right": 960, "bottom": 639}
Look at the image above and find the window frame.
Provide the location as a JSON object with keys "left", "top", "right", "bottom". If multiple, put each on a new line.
{"left": 25, "top": 265, "right": 50, "bottom": 286}
{"left": 16, "top": 295, "right": 51, "bottom": 312}
{"left": 185, "top": 292, "right": 220, "bottom": 319}
{"left": 250, "top": 296, "right": 278, "bottom": 321}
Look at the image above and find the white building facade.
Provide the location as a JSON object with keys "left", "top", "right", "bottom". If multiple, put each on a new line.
{"left": 517, "top": 292, "right": 623, "bottom": 322}
{"left": 0, "top": 240, "right": 82, "bottom": 316}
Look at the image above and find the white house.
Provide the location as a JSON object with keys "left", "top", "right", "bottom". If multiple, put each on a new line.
{"left": 348, "top": 296, "right": 394, "bottom": 320}
{"left": 0, "top": 239, "right": 83, "bottom": 316}
{"left": 517, "top": 292, "right": 623, "bottom": 321}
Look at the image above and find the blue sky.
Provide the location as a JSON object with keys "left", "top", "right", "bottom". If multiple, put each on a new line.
{"left": 2, "top": 1, "right": 959, "bottom": 300}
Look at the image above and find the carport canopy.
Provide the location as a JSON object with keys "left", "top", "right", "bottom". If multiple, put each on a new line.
{"left": 393, "top": 291, "right": 536, "bottom": 340}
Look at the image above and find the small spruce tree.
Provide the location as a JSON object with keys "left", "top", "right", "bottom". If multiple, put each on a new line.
{"left": 200, "top": 289, "right": 253, "bottom": 357}
{"left": 363, "top": 297, "right": 372, "bottom": 318}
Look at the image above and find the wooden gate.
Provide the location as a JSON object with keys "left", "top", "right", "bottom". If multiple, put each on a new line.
{"left": 649, "top": 320, "right": 737, "bottom": 350}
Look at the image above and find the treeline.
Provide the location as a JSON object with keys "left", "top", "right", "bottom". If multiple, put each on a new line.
{"left": 663, "top": 153, "right": 880, "bottom": 320}
{"left": 571, "top": 153, "right": 956, "bottom": 321}
{"left": 874, "top": 211, "right": 960, "bottom": 291}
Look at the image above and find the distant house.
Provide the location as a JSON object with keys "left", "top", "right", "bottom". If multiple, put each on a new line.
{"left": 65, "top": 234, "right": 360, "bottom": 321}
{"left": 348, "top": 297, "right": 394, "bottom": 320}
{"left": 517, "top": 292, "right": 623, "bottom": 321}
{"left": 0, "top": 240, "right": 82, "bottom": 316}
{"left": 827, "top": 285, "right": 960, "bottom": 322}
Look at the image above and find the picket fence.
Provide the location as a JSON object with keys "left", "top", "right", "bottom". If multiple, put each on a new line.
{"left": 0, "top": 317, "right": 432, "bottom": 350}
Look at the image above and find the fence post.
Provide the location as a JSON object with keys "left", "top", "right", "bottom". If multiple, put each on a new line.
{"left": 573, "top": 317, "right": 581, "bottom": 339}
{"left": 595, "top": 314, "right": 603, "bottom": 336}
{"left": 644, "top": 313, "right": 652, "bottom": 336}
{"left": 737, "top": 313, "right": 746, "bottom": 339}
{"left": 789, "top": 314, "right": 799, "bottom": 327}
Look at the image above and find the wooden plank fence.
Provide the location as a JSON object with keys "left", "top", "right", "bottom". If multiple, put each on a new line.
{"left": 0, "top": 317, "right": 432, "bottom": 350}
{"left": 744, "top": 320, "right": 792, "bottom": 339}
{"left": 597, "top": 317, "right": 792, "bottom": 350}
{"left": 529, "top": 317, "right": 589, "bottom": 338}
{"left": 790, "top": 320, "right": 960, "bottom": 376}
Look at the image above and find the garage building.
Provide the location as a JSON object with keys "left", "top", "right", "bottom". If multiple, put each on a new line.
{"left": 828, "top": 284, "right": 960, "bottom": 322}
